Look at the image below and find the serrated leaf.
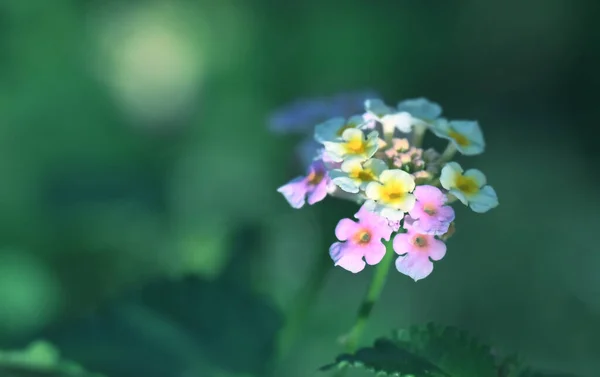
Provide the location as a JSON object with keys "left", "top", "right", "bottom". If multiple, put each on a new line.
{"left": 0, "top": 340, "right": 105, "bottom": 377}
{"left": 319, "top": 338, "right": 447, "bottom": 377}
{"left": 392, "top": 323, "right": 497, "bottom": 377}
{"left": 517, "top": 368, "right": 583, "bottom": 377}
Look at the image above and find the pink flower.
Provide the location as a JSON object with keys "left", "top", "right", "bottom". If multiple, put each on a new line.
{"left": 277, "top": 160, "right": 329, "bottom": 209}
{"left": 393, "top": 218, "right": 447, "bottom": 281}
{"left": 329, "top": 205, "right": 393, "bottom": 273}
{"left": 408, "top": 185, "right": 455, "bottom": 235}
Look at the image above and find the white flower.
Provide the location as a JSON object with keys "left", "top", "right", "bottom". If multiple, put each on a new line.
{"left": 440, "top": 162, "right": 498, "bottom": 213}
{"left": 330, "top": 158, "right": 388, "bottom": 193}
{"left": 364, "top": 99, "right": 413, "bottom": 135}
{"left": 314, "top": 115, "right": 368, "bottom": 144}
{"left": 431, "top": 119, "right": 485, "bottom": 155}
{"left": 322, "top": 128, "right": 379, "bottom": 163}
{"left": 397, "top": 97, "right": 442, "bottom": 121}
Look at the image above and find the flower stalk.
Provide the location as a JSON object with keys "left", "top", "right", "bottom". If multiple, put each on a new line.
{"left": 341, "top": 239, "right": 395, "bottom": 353}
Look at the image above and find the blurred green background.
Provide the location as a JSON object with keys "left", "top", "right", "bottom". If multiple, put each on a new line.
{"left": 0, "top": 0, "right": 598, "bottom": 376}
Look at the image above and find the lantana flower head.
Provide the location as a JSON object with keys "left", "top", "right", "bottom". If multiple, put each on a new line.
{"left": 330, "top": 158, "right": 388, "bottom": 194}
{"left": 274, "top": 94, "right": 499, "bottom": 281}
{"left": 329, "top": 204, "right": 393, "bottom": 273}
{"left": 322, "top": 128, "right": 379, "bottom": 163}
{"left": 431, "top": 119, "right": 485, "bottom": 156}
{"left": 409, "top": 185, "right": 455, "bottom": 235}
{"left": 440, "top": 162, "right": 498, "bottom": 213}
{"left": 277, "top": 160, "right": 329, "bottom": 209}
{"left": 393, "top": 217, "right": 447, "bottom": 281}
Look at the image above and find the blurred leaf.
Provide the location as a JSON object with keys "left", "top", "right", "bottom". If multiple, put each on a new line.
{"left": 0, "top": 340, "right": 104, "bottom": 377}
{"left": 33, "top": 272, "right": 282, "bottom": 377}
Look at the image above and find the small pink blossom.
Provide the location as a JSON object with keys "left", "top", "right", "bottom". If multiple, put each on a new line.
{"left": 393, "top": 218, "right": 447, "bottom": 281}
{"left": 408, "top": 185, "right": 455, "bottom": 235}
{"left": 277, "top": 160, "right": 329, "bottom": 209}
{"left": 329, "top": 205, "right": 393, "bottom": 273}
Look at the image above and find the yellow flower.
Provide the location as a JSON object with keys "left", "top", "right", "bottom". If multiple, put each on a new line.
{"left": 323, "top": 129, "right": 379, "bottom": 162}
{"left": 364, "top": 169, "right": 416, "bottom": 220}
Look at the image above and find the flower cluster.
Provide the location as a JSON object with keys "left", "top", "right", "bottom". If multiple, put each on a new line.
{"left": 276, "top": 97, "right": 499, "bottom": 281}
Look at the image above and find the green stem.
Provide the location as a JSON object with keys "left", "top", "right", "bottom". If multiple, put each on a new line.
{"left": 274, "top": 248, "right": 332, "bottom": 360}
{"left": 342, "top": 240, "right": 395, "bottom": 353}
{"left": 439, "top": 141, "right": 457, "bottom": 162}
{"left": 411, "top": 123, "right": 427, "bottom": 148}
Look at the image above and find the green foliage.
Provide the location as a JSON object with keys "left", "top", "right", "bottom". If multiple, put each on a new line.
{"left": 392, "top": 323, "right": 497, "bottom": 377}
{"left": 35, "top": 272, "right": 282, "bottom": 377}
{"left": 321, "top": 323, "right": 584, "bottom": 377}
{"left": 321, "top": 323, "right": 497, "bottom": 377}
{"left": 0, "top": 340, "right": 104, "bottom": 377}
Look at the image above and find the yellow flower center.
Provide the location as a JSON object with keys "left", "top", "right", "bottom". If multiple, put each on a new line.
{"left": 379, "top": 181, "right": 407, "bottom": 204}
{"left": 448, "top": 130, "right": 470, "bottom": 147}
{"left": 336, "top": 123, "right": 355, "bottom": 137}
{"left": 413, "top": 235, "right": 428, "bottom": 248}
{"left": 344, "top": 136, "right": 366, "bottom": 154}
{"left": 349, "top": 167, "right": 375, "bottom": 183}
{"left": 307, "top": 170, "right": 324, "bottom": 185}
{"left": 352, "top": 229, "right": 371, "bottom": 244}
{"left": 455, "top": 175, "right": 479, "bottom": 195}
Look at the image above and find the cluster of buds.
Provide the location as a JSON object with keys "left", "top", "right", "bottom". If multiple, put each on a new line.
{"left": 276, "top": 97, "right": 498, "bottom": 281}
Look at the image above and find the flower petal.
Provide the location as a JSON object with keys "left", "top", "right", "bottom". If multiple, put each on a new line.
{"left": 330, "top": 242, "right": 366, "bottom": 273}
{"left": 427, "top": 238, "right": 447, "bottom": 261}
{"left": 392, "top": 233, "right": 412, "bottom": 255}
{"left": 277, "top": 177, "right": 308, "bottom": 209}
{"left": 335, "top": 218, "right": 359, "bottom": 241}
{"left": 413, "top": 185, "right": 446, "bottom": 206}
{"left": 397, "top": 97, "right": 442, "bottom": 120}
{"left": 440, "top": 162, "right": 463, "bottom": 190}
{"left": 307, "top": 178, "right": 329, "bottom": 205}
{"left": 365, "top": 99, "right": 392, "bottom": 117}
{"left": 463, "top": 169, "right": 487, "bottom": 187}
{"left": 365, "top": 182, "right": 383, "bottom": 200}
{"left": 364, "top": 241, "right": 387, "bottom": 265}
{"left": 468, "top": 185, "right": 499, "bottom": 213}
{"left": 395, "top": 253, "right": 434, "bottom": 281}
{"left": 331, "top": 176, "right": 360, "bottom": 193}
{"left": 314, "top": 117, "right": 346, "bottom": 143}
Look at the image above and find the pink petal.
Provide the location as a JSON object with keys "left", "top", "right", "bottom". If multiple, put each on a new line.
{"left": 427, "top": 238, "right": 447, "bottom": 261}
{"left": 392, "top": 233, "right": 414, "bottom": 256}
{"left": 437, "top": 205, "right": 455, "bottom": 223}
{"left": 414, "top": 185, "right": 446, "bottom": 206}
{"left": 307, "top": 178, "right": 329, "bottom": 205}
{"left": 408, "top": 203, "right": 427, "bottom": 221}
{"left": 395, "top": 253, "right": 434, "bottom": 281}
{"left": 363, "top": 241, "right": 387, "bottom": 265}
{"left": 277, "top": 177, "right": 308, "bottom": 209}
{"left": 329, "top": 242, "right": 366, "bottom": 273}
{"left": 335, "top": 218, "right": 359, "bottom": 241}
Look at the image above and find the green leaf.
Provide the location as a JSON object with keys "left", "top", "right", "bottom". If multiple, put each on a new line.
{"left": 516, "top": 368, "right": 583, "bottom": 377}
{"left": 392, "top": 323, "right": 497, "bottom": 377}
{"left": 319, "top": 338, "right": 447, "bottom": 377}
{"left": 0, "top": 340, "right": 105, "bottom": 377}
{"left": 320, "top": 323, "right": 498, "bottom": 377}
